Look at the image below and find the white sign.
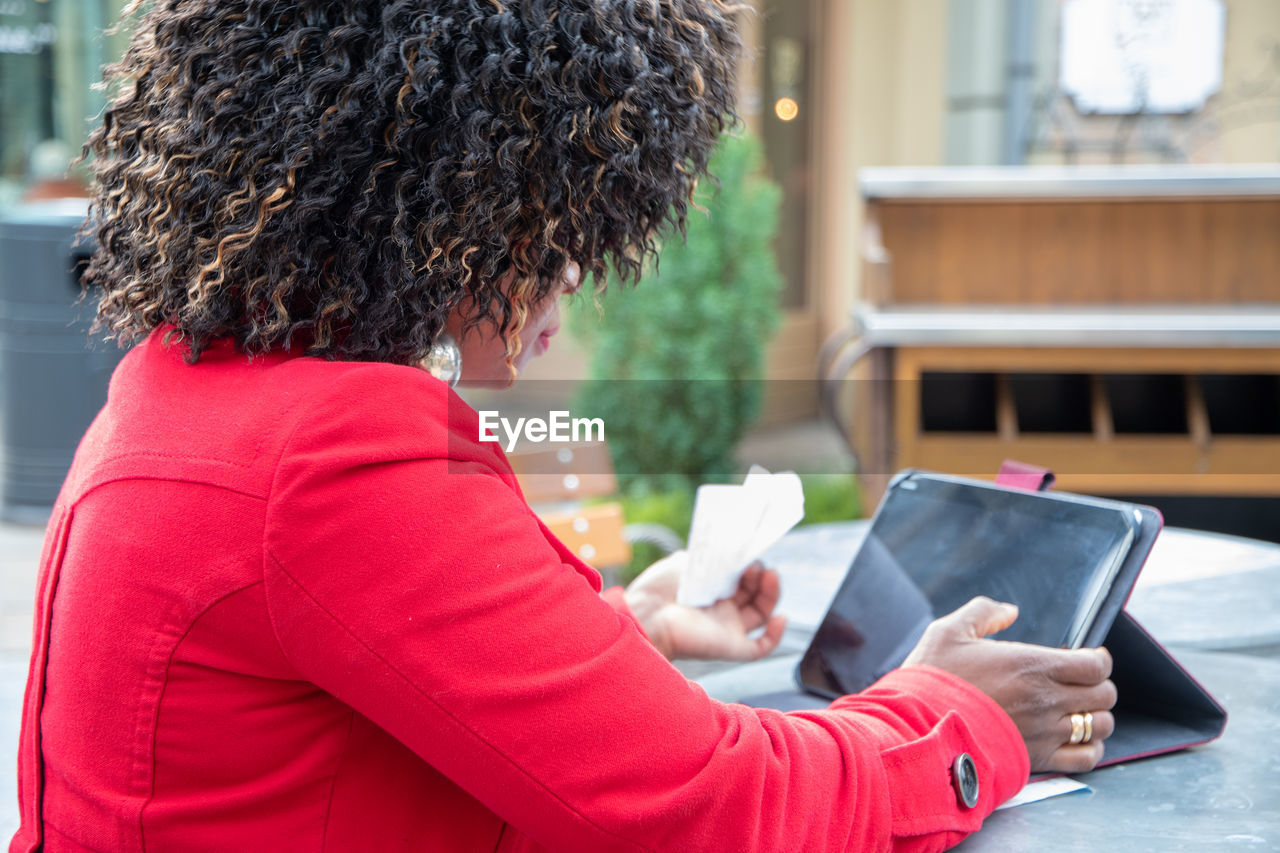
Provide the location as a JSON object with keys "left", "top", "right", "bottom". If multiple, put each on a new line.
{"left": 1060, "top": 0, "right": 1224, "bottom": 114}
{"left": 678, "top": 465, "right": 805, "bottom": 607}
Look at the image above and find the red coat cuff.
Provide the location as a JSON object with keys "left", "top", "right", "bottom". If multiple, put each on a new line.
{"left": 851, "top": 664, "right": 1031, "bottom": 827}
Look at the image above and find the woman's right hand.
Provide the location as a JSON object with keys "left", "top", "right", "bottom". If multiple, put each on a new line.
{"left": 903, "top": 596, "right": 1118, "bottom": 774}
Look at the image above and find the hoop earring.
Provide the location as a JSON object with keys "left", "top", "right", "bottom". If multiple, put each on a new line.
{"left": 423, "top": 332, "right": 462, "bottom": 388}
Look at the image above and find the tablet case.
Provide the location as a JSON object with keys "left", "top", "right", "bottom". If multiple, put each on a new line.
{"left": 750, "top": 463, "right": 1227, "bottom": 769}
{"left": 992, "top": 460, "right": 1227, "bottom": 768}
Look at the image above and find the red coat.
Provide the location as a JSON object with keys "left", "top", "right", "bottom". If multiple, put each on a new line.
{"left": 12, "top": 331, "right": 1028, "bottom": 852}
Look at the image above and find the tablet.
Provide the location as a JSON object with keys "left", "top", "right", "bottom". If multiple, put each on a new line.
{"left": 796, "top": 471, "right": 1140, "bottom": 698}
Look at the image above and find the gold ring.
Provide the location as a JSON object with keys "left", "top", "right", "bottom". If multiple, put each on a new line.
{"left": 1082, "top": 712, "right": 1093, "bottom": 745}
{"left": 1069, "top": 713, "right": 1086, "bottom": 745}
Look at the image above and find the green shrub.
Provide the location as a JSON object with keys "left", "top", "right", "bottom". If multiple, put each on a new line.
{"left": 615, "top": 483, "right": 696, "bottom": 584}
{"left": 796, "top": 475, "right": 864, "bottom": 527}
{"left": 573, "top": 133, "right": 783, "bottom": 491}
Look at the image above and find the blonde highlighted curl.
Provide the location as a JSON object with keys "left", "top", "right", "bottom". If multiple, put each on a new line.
{"left": 84, "top": 0, "right": 741, "bottom": 363}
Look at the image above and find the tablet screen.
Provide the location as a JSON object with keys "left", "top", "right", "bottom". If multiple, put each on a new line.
{"left": 796, "top": 473, "right": 1137, "bottom": 697}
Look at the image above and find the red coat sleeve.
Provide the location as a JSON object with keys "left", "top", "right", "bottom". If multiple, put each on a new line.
{"left": 261, "top": 369, "right": 1029, "bottom": 853}
{"left": 600, "top": 586, "right": 652, "bottom": 641}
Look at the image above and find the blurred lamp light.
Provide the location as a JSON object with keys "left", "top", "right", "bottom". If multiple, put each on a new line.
{"left": 774, "top": 97, "right": 799, "bottom": 122}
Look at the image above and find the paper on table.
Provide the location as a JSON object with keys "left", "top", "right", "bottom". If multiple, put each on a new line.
{"left": 995, "top": 776, "right": 1091, "bottom": 810}
{"left": 677, "top": 466, "right": 805, "bottom": 607}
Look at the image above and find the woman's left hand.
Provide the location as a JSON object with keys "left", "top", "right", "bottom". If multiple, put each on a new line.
{"left": 623, "top": 551, "right": 787, "bottom": 662}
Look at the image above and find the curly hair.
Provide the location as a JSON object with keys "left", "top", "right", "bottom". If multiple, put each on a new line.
{"left": 84, "top": 0, "right": 741, "bottom": 364}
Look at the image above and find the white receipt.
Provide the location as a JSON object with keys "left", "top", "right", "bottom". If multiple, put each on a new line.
{"left": 676, "top": 466, "right": 805, "bottom": 607}
{"left": 995, "top": 776, "right": 1091, "bottom": 810}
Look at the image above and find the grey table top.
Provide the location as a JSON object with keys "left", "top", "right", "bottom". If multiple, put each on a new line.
{"left": 699, "top": 521, "right": 1280, "bottom": 851}
{"left": 954, "top": 649, "right": 1280, "bottom": 852}
{"left": 698, "top": 649, "right": 1279, "bottom": 850}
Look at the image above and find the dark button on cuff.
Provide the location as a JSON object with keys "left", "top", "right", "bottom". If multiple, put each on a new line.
{"left": 952, "top": 753, "right": 979, "bottom": 809}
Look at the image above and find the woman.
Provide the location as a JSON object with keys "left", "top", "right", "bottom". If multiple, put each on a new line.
{"left": 13, "top": 1, "right": 1116, "bottom": 851}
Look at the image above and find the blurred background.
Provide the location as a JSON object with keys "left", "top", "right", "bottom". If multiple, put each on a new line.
{"left": 0, "top": 0, "right": 1278, "bottom": 579}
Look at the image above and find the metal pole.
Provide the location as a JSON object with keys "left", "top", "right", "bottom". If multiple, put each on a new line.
{"left": 1001, "top": 0, "right": 1038, "bottom": 165}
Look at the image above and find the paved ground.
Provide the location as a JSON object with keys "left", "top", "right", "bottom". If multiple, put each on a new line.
{"left": 0, "top": 519, "right": 47, "bottom": 841}
{"left": 734, "top": 418, "right": 855, "bottom": 476}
